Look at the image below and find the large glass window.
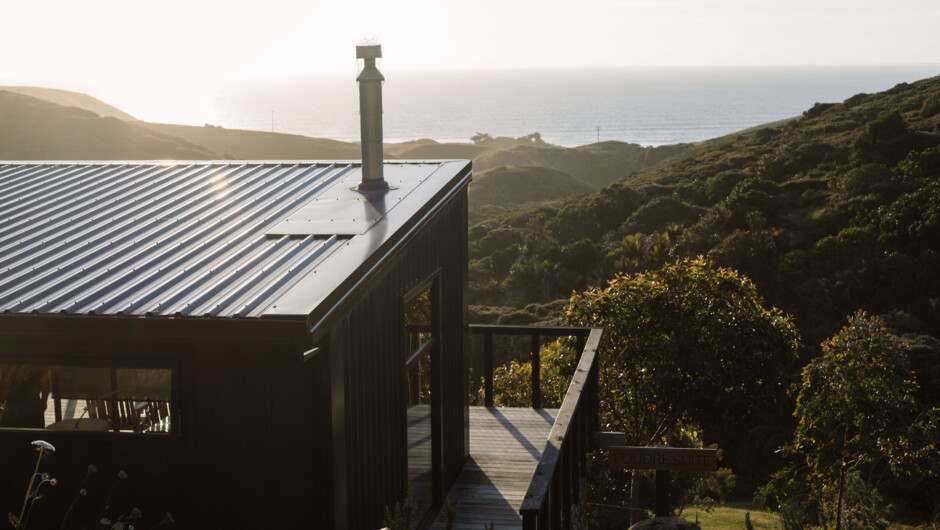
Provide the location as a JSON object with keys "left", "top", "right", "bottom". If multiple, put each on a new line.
{"left": 0, "top": 363, "right": 173, "bottom": 434}
{"left": 404, "top": 280, "right": 437, "bottom": 528}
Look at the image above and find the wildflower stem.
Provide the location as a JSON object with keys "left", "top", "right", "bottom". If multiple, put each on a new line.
{"left": 23, "top": 479, "right": 53, "bottom": 530}
{"left": 16, "top": 448, "right": 45, "bottom": 530}
{"left": 96, "top": 471, "right": 127, "bottom": 524}
{"left": 60, "top": 471, "right": 94, "bottom": 530}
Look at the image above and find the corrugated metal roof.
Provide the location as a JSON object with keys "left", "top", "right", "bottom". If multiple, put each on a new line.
{"left": 0, "top": 161, "right": 457, "bottom": 319}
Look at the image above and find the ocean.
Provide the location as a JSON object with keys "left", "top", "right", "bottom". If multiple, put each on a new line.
{"left": 203, "top": 65, "right": 939, "bottom": 148}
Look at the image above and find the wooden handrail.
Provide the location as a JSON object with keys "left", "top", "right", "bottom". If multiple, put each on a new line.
{"left": 519, "top": 327, "right": 603, "bottom": 530}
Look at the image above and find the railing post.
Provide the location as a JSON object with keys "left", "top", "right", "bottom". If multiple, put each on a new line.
{"left": 484, "top": 330, "right": 494, "bottom": 407}
{"left": 570, "top": 408, "right": 582, "bottom": 516}
{"left": 531, "top": 333, "right": 541, "bottom": 409}
{"left": 561, "top": 438, "right": 572, "bottom": 530}
{"left": 522, "top": 511, "right": 537, "bottom": 530}
{"left": 655, "top": 470, "right": 671, "bottom": 517}
{"left": 550, "top": 467, "right": 561, "bottom": 530}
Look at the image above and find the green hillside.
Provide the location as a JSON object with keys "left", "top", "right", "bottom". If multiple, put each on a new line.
{"left": 473, "top": 140, "right": 693, "bottom": 188}
{"left": 468, "top": 165, "right": 596, "bottom": 224}
{"left": 390, "top": 140, "right": 486, "bottom": 160}
{"left": 470, "top": 75, "right": 940, "bottom": 342}
{"left": 0, "top": 90, "right": 216, "bottom": 160}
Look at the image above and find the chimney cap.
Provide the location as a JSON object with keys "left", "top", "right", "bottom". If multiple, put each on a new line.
{"left": 356, "top": 40, "right": 382, "bottom": 60}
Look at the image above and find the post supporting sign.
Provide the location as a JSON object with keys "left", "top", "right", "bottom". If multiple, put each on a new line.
{"left": 607, "top": 445, "right": 719, "bottom": 518}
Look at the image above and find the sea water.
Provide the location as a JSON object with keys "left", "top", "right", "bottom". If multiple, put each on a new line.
{"left": 204, "top": 65, "right": 939, "bottom": 147}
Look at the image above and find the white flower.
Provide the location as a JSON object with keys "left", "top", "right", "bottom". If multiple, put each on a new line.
{"left": 79, "top": 488, "right": 88, "bottom": 496}
{"left": 100, "top": 517, "right": 111, "bottom": 525}
{"left": 31, "top": 440, "right": 55, "bottom": 452}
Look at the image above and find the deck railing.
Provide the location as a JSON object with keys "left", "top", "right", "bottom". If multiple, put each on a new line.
{"left": 468, "top": 324, "right": 603, "bottom": 530}
{"left": 468, "top": 324, "right": 595, "bottom": 409}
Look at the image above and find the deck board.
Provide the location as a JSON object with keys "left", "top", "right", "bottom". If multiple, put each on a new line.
{"left": 429, "top": 406, "right": 556, "bottom": 530}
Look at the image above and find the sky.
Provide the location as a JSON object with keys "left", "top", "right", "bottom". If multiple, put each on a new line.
{"left": 2, "top": 0, "right": 939, "bottom": 118}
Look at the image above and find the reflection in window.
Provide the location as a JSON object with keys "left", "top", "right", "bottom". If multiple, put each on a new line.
{"left": 0, "top": 363, "right": 172, "bottom": 434}
{"left": 405, "top": 288, "right": 433, "bottom": 354}
{"left": 405, "top": 284, "right": 434, "bottom": 528}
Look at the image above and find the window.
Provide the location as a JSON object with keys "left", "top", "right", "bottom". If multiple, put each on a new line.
{"left": 404, "top": 278, "right": 439, "bottom": 528}
{"left": 0, "top": 363, "right": 174, "bottom": 435}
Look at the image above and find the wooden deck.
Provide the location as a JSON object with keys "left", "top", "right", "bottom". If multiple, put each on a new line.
{"left": 430, "top": 406, "right": 557, "bottom": 530}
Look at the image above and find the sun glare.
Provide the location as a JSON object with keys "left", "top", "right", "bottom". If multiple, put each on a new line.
{"left": 1, "top": 0, "right": 938, "bottom": 125}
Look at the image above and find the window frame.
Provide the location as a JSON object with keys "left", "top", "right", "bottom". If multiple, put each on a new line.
{"left": 0, "top": 350, "right": 182, "bottom": 440}
{"left": 401, "top": 270, "right": 443, "bottom": 529}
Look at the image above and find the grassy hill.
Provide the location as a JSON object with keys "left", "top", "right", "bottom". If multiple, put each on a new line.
{"left": 0, "top": 90, "right": 216, "bottom": 160}
{"left": 473, "top": 141, "right": 693, "bottom": 188}
{"left": 0, "top": 86, "right": 137, "bottom": 121}
{"left": 468, "top": 165, "right": 596, "bottom": 224}
{"left": 391, "top": 141, "right": 486, "bottom": 160}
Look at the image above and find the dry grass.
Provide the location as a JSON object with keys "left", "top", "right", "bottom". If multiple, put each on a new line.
{"left": 683, "top": 503, "right": 781, "bottom": 529}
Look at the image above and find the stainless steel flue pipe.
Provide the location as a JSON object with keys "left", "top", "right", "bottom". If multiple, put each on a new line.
{"left": 356, "top": 42, "right": 388, "bottom": 191}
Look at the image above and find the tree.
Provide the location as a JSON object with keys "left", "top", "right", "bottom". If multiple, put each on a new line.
{"left": 566, "top": 257, "right": 800, "bottom": 446}
{"left": 792, "top": 311, "right": 940, "bottom": 530}
{"left": 565, "top": 259, "right": 799, "bottom": 521}
{"left": 471, "top": 132, "right": 493, "bottom": 144}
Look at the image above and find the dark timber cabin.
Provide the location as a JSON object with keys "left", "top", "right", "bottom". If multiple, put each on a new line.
{"left": 0, "top": 43, "right": 473, "bottom": 530}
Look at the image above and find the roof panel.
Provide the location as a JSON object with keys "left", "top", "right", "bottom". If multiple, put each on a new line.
{"left": 0, "top": 161, "right": 465, "bottom": 319}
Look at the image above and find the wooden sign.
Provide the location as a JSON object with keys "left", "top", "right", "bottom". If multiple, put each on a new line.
{"left": 608, "top": 446, "right": 718, "bottom": 472}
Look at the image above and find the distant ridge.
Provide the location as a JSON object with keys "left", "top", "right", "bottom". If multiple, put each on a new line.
{"left": 0, "top": 90, "right": 215, "bottom": 160}
{"left": 140, "top": 122, "right": 363, "bottom": 160}
{"left": 0, "top": 86, "right": 137, "bottom": 121}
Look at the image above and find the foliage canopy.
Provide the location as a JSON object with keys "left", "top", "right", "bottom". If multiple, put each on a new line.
{"left": 565, "top": 258, "right": 801, "bottom": 449}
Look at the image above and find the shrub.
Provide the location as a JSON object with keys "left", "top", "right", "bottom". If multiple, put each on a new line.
{"left": 486, "top": 339, "right": 577, "bottom": 408}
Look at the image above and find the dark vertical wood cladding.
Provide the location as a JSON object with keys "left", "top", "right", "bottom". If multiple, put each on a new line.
{"left": 307, "top": 345, "right": 335, "bottom": 530}
{"left": 331, "top": 188, "right": 469, "bottom": 530}
{"left": 0, "top": 318, "right": 313, "bottom": 530}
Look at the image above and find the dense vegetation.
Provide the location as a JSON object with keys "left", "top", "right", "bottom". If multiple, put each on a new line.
{"left": 766, "top": 312, "right": 940, "bottom": 529}
{"left": 468, "top": 75, "right": 940, "bottom": 525}
{"left": 469, "top": 75, "right": 940, "bottom": 344}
